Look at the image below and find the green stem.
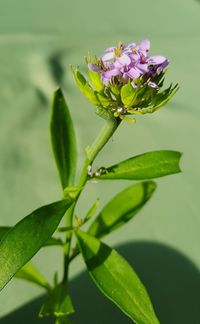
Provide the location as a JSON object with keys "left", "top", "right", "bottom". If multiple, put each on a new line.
{"left": 62, "top": 117, "right": 121, "bottom": 283}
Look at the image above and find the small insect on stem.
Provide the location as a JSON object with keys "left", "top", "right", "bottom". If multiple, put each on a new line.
{"left": 95, "top": 166, "right": 108, "bottom": 177}
{"left": 87, "top": 165, "right": 108, "bottom": 177}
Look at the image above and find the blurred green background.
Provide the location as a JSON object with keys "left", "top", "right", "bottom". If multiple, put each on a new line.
{"left": 0, "top": 0, "right": 200, "bottom": 323}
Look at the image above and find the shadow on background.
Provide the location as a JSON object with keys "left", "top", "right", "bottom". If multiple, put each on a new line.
{"left": 1, "top": 241, "right": 200, "bottom": 324}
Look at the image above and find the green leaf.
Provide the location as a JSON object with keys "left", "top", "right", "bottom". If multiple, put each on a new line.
{"left": 88, "top": 181, "right": 156, "bottom": 238}
{"left": 94, "top": 150, "right": 182, "bottom": 180}
{"left": 71, "top": 67, "right": 99, "bottom": 105}
{"left": 15, "top": 262, "right": 50, "bottom": 290}
{"left": 39, "top": 283, "right": 74, "bottom": 317}
{"left": 76, "top": 230, "right": 159, "bottom": 324}
{"left": 55, "top": 316, "right": 72, "bottom": 324}
{"left": 51, "top": 88, "right": 77, "bottom": 189}
{"left": 0, "top": 226, "right": 63, "bottom": 247}
{"left": 150, "top": 83, "right": 179, "bottom": 112}
{"left": 0, "top": 198, "right": 72, "bottom": 291}
{"left": 0, "top": 226, "right": 10, "bottom": 242}
{"left": 44, "top": 237, "right": 64, "bottom": 247}
{"left": 121, "top": 83, "right": 136, "bottom": 107}
{"left": 96, "top": 93, "right": 112, "bottom": 108}
{"left": 88, "top": 68, "right": 104, "bottom": 92}
{"left": 84, "top": 198, "right": 100, "bottom": 223}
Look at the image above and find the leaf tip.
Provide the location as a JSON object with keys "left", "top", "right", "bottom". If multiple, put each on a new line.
{"left": 177, "top": 151, "right": 183, "bottom": 173}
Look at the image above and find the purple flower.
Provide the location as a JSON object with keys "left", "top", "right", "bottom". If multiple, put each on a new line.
{"left": 88, "top": 63, "right": 101, "bottom": 72}
{"left": 72, "top": 38, "right": 178, "bottom": 122}
{"left": 88, "top": 39, "right": 169, "bottom": 89}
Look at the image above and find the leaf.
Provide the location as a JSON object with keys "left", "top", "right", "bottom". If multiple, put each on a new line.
{"left": 55, "top": 316, "right": 72, "bottom": 324}
{"left": 71, "top": 67, "right": 100, "bottom": 105}
{"left": 121, "top": 83, "right": 136, "bottom": 107}
{"left": 0, "top": 226, "right": 10, "bottom": 242}
{"left": 39, "top": 283, "right": 74, "bottom": 317}
{"left": 0, "top": 198, "right": 72, "bottom": 291}
{"left": 76, "top": 230, "right": 159, "bottom": 324}
{"left": 96, "top": 93, "right": 111, "bottom": 108}
{"left": 44, "top": 237, "right": 64, "bottom": 247}
{"left": 84, "top": 198, "right": 100, "bottom": 223}
{"left": 94, "top": 150, "right": 182, "bottom": 180}
{"left": 88, "top": 68, "right": 104, "bottom": 92}
{"left": 0, "top": 226, "right": 63, "bottom": 247}
{"left": 51, "top": 88, "right": 77, "bottom": 189}
{"left": 88, "top": 181, "right": 156, "bottom": 238}
{"left": 151, "top": 83, "right": 179, "bottom": 111}
{"left": 15, "top": 262, "right": 50, "bottom": 290}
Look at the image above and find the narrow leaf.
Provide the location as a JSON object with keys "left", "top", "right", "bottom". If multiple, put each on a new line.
{"left": 88, "top": 69, "right": 104, "bottom": 92}
{"left": 0, "top": 198, "right": 72, "bottom": 291}
{"left": 94, "top": 150, "right": 182, "bottom": 180}
{"left": 71, "top": 67, "right": 99, "bottom": 105}
{"left": 55, "top": 316, "right": 72, "bottom": 324}
{"left": 39, "top": 283, "right": 74, "bottom": 317}
{"left": 51, "top": 88, "right": 77, "bottom": 189}
{"left": 88, "top": 181, "right": 156, "bottom": 238}
{"left": 15, "top": 262, "right": 50, "bottom": 290}
{"left": 76, "top": 230, "right": 159, "bottom": 324}
{"left": 0, "top": 226, "right": 63, "bottom": 247}
{"left": 84, "top": 198, "right": 100, "bottom": 223}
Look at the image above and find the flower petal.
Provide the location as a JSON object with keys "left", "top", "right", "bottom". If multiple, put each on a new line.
{"left": 157, "top": 59, "right": 170, "bottom": 74}
{"left": 101, "top": 51, "right": 115, "bottom": 62}
{"left": 104, "top": 46, "right": 116, "bottom": 53}
{"left": 127, "top": 67, "right": 141, "bottom": 79}
{"left": 101, "top": 69, "right": 120, "bottom": 82}
{"left": 148, "top": 55, "right": 167, "bottom": 65}
{"left": 136, "top": 63, "right": 148, "bottom": 74}
{"left": 123, "top": 42, "right": 136, "bottom": 52}
{"left": 139, "top": 39, "right": 150, "bottom": 52}
{"left": 116, "top": 54, "right": 131, "bottom": 66}
{"left": 88, "top": 63, "right": 101, "bottom": 72}
{"left": 129, "top": 53, "right": 140, "bottom": 62}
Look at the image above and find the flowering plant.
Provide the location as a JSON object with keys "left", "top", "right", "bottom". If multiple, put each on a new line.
{"left": 0, "top": 39, "right": 181, "bottom": 324}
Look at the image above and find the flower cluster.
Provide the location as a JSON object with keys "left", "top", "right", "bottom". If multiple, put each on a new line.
{"left": 89, "top": 40, "right": 168, "bottom": 89}
{"left": 72, "top": 39, "right": 178, "bottom": 122}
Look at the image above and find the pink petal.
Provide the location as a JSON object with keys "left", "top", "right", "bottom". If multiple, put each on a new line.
{"left": 88, "top": 63, "right": 101, "bottom": 72}
{"left": 148, "top": 55, "right": 167, "bottom": 65}
{"left": 127, "top": 67, "right": 141, "bottom": 79}
{"left": 101, "top": 69, "right": 119, "bottom": 81}
{"left": 101, "top": 51, "right": 115, "bottom": 62}
{"left": 139, "top": 39, "right": 150, "bottom": 52}
{"left": 136, "top": 63, "right": 148, "bottom": 74}
{"left": 104, "top": 46, "right": 116, "bottom": 52}
{"left": 129, "top": 53, "right": 140, "bottom": 62}
{"left": 117, "top": 54, "right": 131, "bottom": 66}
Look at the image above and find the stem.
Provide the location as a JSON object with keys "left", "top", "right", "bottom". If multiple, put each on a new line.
{"left": 62, "top": 117, "right": 121, "bottom": 283}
